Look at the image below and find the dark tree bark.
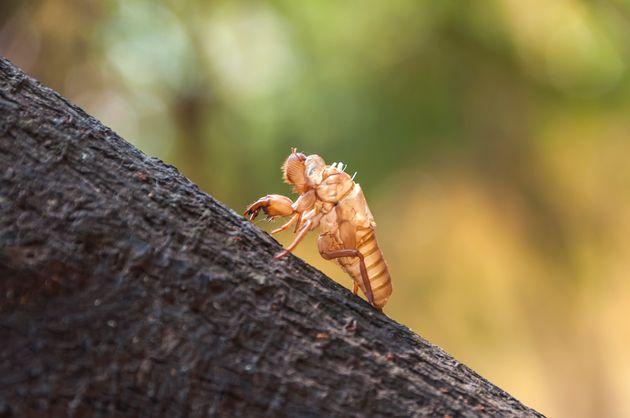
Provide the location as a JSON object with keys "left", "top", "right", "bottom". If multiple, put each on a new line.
{"left": 0, "top": 56, "right": 543, "bottom": 418}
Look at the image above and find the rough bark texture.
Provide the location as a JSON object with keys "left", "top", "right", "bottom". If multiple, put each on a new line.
{"left": 0, "top": 56, "right": 543, "bottom": 418}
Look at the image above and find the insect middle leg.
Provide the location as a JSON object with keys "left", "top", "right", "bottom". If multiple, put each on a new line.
{"left": 271, "top": 213, "right": 299, "bottom": 235}
{"left": 273, "top": 220, "right": 312, "bottom": 259}
{"left": 274, "top": 211, "right": 322, "bottom": 259}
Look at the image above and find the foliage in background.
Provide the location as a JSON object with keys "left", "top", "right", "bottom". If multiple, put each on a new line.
{"left": 2, "top": 1, "right": 630, "bottom": 416}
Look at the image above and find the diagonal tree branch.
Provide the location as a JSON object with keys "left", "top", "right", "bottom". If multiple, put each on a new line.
{"left": 0, "top": 56, "right": 542, "bottom": 418}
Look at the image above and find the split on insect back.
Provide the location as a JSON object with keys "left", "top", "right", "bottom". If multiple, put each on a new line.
{"left": 244, "top": 148, "right": 393, "bottom": 311}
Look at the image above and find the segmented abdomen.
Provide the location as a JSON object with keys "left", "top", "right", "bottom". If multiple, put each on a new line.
{"left": 340, "top": 230, "right": 392, "bottom": 309}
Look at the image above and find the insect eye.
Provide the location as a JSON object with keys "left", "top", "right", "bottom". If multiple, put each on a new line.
{"left": 307, "top": 165, "right": 316, "bottom": 176}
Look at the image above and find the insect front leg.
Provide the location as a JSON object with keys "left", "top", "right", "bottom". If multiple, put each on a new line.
{"left": 244, "top": 194, "right": 294, "bottom": 221}
{"left": 270, "top": 190, "right": 316, "bottom": 234}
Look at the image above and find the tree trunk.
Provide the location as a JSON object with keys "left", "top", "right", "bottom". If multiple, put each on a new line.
{"left": 0, "top": 56, "right": 543, "bottom": 418}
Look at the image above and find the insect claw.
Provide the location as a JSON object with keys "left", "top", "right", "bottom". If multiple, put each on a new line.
{"left": 244, "top": 208, "right": 259, "bottom": 221}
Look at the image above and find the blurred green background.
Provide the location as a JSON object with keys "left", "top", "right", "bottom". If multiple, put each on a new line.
{"left": 3, "top": 1, "right": 630, "bottom": 416}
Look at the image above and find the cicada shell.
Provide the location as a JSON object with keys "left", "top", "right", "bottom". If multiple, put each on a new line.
{"left": 245, "top": 148, "right": 392, "bottom": 310}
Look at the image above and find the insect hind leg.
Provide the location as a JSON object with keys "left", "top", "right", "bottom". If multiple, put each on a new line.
{"left": 317, "top": 234, "right": 376, "bottom": 309}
